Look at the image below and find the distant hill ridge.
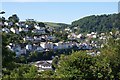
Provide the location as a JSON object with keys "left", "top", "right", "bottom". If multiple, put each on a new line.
{"left": 44, "top": 22, "right": 70, "bottom": 28}
{"left": 71, "top": 13, "right": 120, "bottom": 33}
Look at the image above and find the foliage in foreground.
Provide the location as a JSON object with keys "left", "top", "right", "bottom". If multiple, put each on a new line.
{"left": 2, "top": 65, "right": 38, "bottom": 79}
{"left": 54, "top": 39, "right": 120, "bottom": 79}
{"left": 2, "top": 39, "right": 120, "bottom": 79}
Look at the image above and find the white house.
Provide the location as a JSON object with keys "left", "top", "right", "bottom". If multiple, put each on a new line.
{"left": 10, "top": 44, "right": 27, "bottom": 56}
{"left": 54, "top": 42, "right": 70, "bottom": 49}
{"left": 32, "top": 28, "right": 46, "bottom": 34}
{"left": 77, "top": 34, "right": 82, "bottom": 38}
{"left": 20, "top": 48, "right": 27, "bottom": 55}
{"left": 6, "top": 45, "right": 13, "bottom": 51}
{"left": 101, "top": 33, "right": 105, "bottom": 36}
{"left": 57, "top": 42, "right": 63, "bottom": 49}
{"left": 65, "top": 28, "right": 70, "bottom": 31}
{"left": 74, "top": 27, "right": 78, "bottom": 29}
{"left": 67, "top": 42, "right": 73, "bottom": 48}
{"left": 34, "top": 36, "right": 42, "bottom": 41}
{"left": 19, "top": 22, "right": 26, "bottom": 27}
{"left": 91, "top": 32, "right": 95, "bottom": 35}
{"left": 26, "top": 44, "right": 32, "bottom": 51}
{"left": 40, "top": 42, "right": 53, "bottom": 49}
{"left": 53, "top": 43, "right": 59, "bottom": 50}
{"left": 13, "top": 45, "right": 22, "bottom": 56}
{"left": 47, "top": 36, "right": 55, "bottom": 40}
{"left": 79, "top": 43, "right": 92, "bottom": 50}
{"left": 26, "top": 25, "right": 28, "bottom": 28}
{"left": 48, "top": 27, "right": 53, "bottom": 32}
{"left": 2, "top": 27, "right": 10, "bottom": 33}
{"left": 87, "top": 52, "right": 95, "bottom": 56}
{"left": 34, "top": 25, "right": 40, "bottom": 30}
{"left": 19, "top": 27, "right": 22, "bottom": 32}
{"left": 16, "top": 28, "right": 19, "bottom": 34}
{"left": 8, "top": 22, "right": 13, "bottom": 26}
{"left": 52, "top": 42, "right": 74, "bottom": 50}
{"left": 46, "top": 42, "right": 54, "bottom": 49}
{"left": 86, "top": 34, "right": 91, "bottom": 37}
{"left": 92, "top": 35, "right": 97, "bottom": 38}
{"left": 10, "top": 28, "right": 15, "bottom": 33}
{"left": 22, "top": 28, "right": 28, "bottom": 32}
{"left": 10, "top": 27, "right": 19, "bottom": 34}
{"left": 40, "top": 42, "right": 47, "bottom": 49}
{"left": 15, "top": 23, "right": 19, "bottom": 26}
{"left": 24, "top": 36, "right": 34, "bottom": 41}
{"left": 35, "top": 60, "right": 52, "bottom": 72}
{"left": 36, "top": 45, "right": 44, "bottom": 52}
{"left": 4, "top": 22, "right": 8, "bottom": 26}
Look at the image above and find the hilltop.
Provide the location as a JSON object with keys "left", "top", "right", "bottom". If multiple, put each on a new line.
{"left": 44, "top": 22, "right": 70, "bottom": 28}
{"left": 71, "top": 13, "right": 120, "bottom": 33}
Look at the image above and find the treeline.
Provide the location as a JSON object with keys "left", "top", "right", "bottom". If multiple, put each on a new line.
{"left": 71, "top": 13, "right": 120, "bottom": 33}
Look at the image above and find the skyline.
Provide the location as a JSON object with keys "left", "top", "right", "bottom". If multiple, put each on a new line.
{"left": 2, "top": 2, "right": 118, "bottom": 24}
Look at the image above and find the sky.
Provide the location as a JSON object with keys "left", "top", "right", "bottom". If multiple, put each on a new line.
{"left": 1, "top": 0, "right": 120, "bottom": 2}
{"left": 1, "top": 2, "right": 119, "bottom": 24}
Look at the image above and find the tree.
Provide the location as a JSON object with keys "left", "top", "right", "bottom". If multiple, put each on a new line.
{"left": 52, "top": 56, "right": 59, "bottom": 70}
{"left": 23, "top": 65, "right": 38, "bottom": 78}
{"left": 0, "top": 11, "right": 5, "bottom": 14}
{"left": 2, "top": 33, "right": 16, "bottom": 69}
{"left": 100, "top": 39, "right": 120, "bottom": 79}
{"left": 2, "top": 65, "right": 38, "bottom": 79}
{"left": 37, "top": 70, "right": 54, "bottom": 78}
{"left": 71, "top": 13, "right": 120, "bottom": 33}
{"left": 38, "top": 22, "right": 45, "bottom": 27}
{"left": 28, "top": 51, "right": 37, "bottom": 62}
{"left": 8, "top": 14, "right": 19, "bottom": 23}
{"left": 0, "top": 17, "right": 5, "bottom": 24}
{"left": 55, "top": 51, "right": 112, "bottom": 79}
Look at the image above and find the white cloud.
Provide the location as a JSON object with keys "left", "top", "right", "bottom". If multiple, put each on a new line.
{"left": 1, "top": 0, "right": 120, "bottom": 2}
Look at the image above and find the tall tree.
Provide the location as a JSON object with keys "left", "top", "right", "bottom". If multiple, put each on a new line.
{"left": 8, "top": 14, "right": 19, "bottom": 23}
{"left": 55, "top": 51, "right": 113, "bottom": 79}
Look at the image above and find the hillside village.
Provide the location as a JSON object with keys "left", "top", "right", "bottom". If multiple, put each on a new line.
{"left": 1, "top": 14, "right": 120, "bottom": 72}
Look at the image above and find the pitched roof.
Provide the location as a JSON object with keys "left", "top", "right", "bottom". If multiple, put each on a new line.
{"left": 36, "top": 61, "right": 51, "bottom": 66}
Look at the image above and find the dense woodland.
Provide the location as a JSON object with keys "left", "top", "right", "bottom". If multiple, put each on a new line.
{"left": 71, "top": 13, "right": 120, "bottom": 33}
{"left": 1, "top": 13, "right": 120, "bottom": 79}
